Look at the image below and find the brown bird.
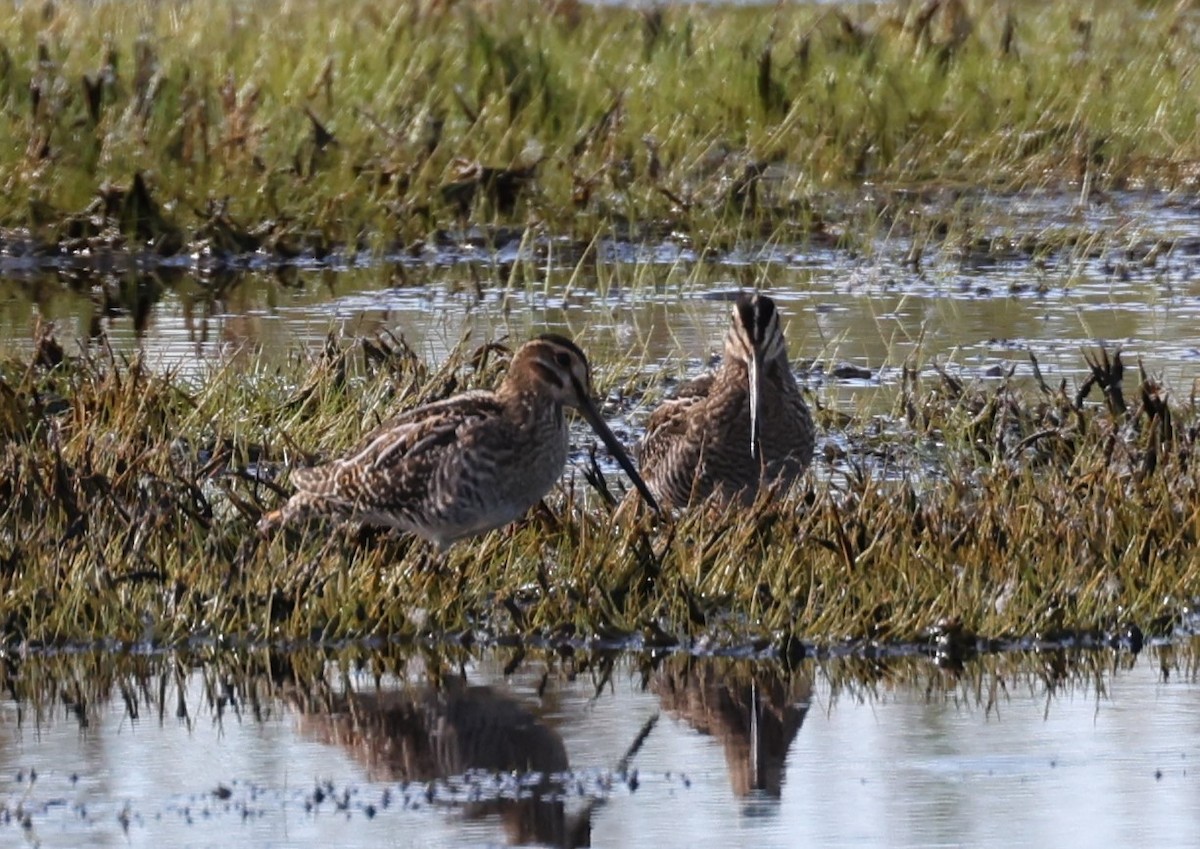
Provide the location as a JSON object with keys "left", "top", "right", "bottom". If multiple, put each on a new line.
{"left": 292, "top": 681, "right": 579, "bottom": 846}
{"left": 260, "top": 334, "right": 659, "bottom": 546}
{"left": 637, "top": 293, "right": 814, "bottom": 509}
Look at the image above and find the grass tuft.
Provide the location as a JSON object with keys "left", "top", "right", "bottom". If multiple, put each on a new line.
{"left": 2, "top": 329, "right": 1197, "bottom": 651}
{"left": 1, "top": 1, "right": 1199, "bottom": 255}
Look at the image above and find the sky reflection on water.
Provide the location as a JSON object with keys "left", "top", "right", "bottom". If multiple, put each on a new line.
{"left": 4, "top": 211, "right": 1200, "bottom": 409}
{"left": 1, "top": 647, "right": 1198, "bottom": 848}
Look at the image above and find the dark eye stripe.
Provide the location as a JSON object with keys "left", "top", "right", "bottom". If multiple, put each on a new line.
{"left": 735, "top": 293, "right": 778, "bottom": 345}
{"left": 760, "top": 299, "right": 777, "bottom": 323}
{"left": 534, "top": 333, "right": 592, "bottom": 383}
{"left": 735, "top": 298, "right": 757, "bottom": 341}
{"left": 529, "top": 360, "right": 566, "bottom": 390}
{"left": 536, "top": 333, "right": 586, "bottom": 363}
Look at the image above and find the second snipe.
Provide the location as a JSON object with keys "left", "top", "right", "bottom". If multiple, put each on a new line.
{"left": 638, "top": 292, "right": 815, "bottom": 509}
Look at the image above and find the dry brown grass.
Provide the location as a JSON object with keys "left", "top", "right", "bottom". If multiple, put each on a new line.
{"left": 2, "top": 325, "right": 1197, "bottom": 652}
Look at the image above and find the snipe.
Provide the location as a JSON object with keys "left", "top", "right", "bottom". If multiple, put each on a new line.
{"left": 637, "top": 293, "right": 814, "bottom": 509}
{"left": 260, "top": 334, "right": 659, "bottom": 547}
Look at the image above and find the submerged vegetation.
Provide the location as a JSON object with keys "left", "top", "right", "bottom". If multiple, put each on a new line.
{"left": 1, "top": 326, "right": 1197, "bottom": 650}
{"left": 4, "top": 640, "right": 1182, "bottom": 733}
{"left": 7, "top": 639, "right": 1187, "bottom": 842}
{"left": 0, "top": 0, "right": 1199, "bottom": 257}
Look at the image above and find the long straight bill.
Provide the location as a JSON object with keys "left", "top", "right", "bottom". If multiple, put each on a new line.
{"left": 748, "top": 351, "right": 761, "bottom": 459}
{"left": 576, "top": 396, "right": 662, "bottom": 516}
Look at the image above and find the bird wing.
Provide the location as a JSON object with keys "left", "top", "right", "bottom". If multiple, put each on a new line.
{"left": 290, "top": 391, "right": 503, "bottom": 510}
{"left": 672, "top": 372, "right": 715, "bottom": 401}
{"left": 640, "top": 374, "right": 713, "bottom": 459}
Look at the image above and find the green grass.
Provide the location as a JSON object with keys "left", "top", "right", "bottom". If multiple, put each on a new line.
{"left": 3, "top": 0, "right": 1199, "bottom": 649}
{"left": 1, "top": 326, "right": 1196, "bottom": 650}
{"left": 1, "top": 0, "right": 1199, "bottom": 253}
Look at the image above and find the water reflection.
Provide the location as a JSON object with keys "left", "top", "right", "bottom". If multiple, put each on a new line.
{"left": 290, "top": 675, "right": 591, "bottom": 847}
{"left": 5, "top": 220, "right": 1200, "bottom": 396}
{"left": 2, "top": 645, "right": 1200, "bottom": 848}
{"left": 652, "top": 659, "right": 811, "bottom": 800}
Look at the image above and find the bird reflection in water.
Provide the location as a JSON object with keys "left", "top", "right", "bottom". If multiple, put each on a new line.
{"left": 291, "top": 676, "right": 592, "bottom": 847}
{"left": 653, "top": 659, "right": 811, "bottom": 800}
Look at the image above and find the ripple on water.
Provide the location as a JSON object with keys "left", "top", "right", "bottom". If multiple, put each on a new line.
{"left": 2, "top": 190, "right": 1199, "bottom": 397}
{"left": 2, "top": 646, "right": 1199, "bottom": 848}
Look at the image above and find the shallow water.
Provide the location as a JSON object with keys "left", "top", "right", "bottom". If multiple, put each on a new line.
{"left": 4, "top": 192, "right": 1200, "bottom": 848}
{"left": 2, "top": 646, "right": 1197, "bottom": 848}
{"left": 3, "top": 190, "right": 1200, "bottom": 403}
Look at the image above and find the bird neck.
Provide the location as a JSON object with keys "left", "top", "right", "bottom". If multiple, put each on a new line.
{"left": 497, "top": 378, "right": 564, "bottom": 422}
{"left": 716, "top": 355, "right": 794, "bottom": 398}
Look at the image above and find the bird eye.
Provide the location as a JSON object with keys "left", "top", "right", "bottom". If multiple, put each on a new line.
{"left": 555, "top": 352, "right": 572, "bottom": 369}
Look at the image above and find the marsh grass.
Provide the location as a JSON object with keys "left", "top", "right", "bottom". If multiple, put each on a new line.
{"left": 5, "top": 640, "right": 1193, "bottom": 737}
{"left": 2, "top": 325, "right": 1198, "bottom": 650}
{"left": 2, "top": 0, "right": 1200, "bottom": 257}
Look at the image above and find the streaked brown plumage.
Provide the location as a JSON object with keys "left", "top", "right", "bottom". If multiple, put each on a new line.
{"left": 638, "top": 293, "right": 814, "bottom": 509}
{"left": 260, "top": 334, "right": 659, "bottom": 547}
{"left": 290, "top": 679, "right": 587, "bottom": 847}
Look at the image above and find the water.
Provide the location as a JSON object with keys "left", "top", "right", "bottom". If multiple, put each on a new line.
{"left": 5, "top": 190, "right": 1200, "bottom": 847}
{"left": 2, "top": 646, "right": 1197, "bottom": 848}
{"left": 4, "top": 190, "right": 1200, "bottom": 403}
